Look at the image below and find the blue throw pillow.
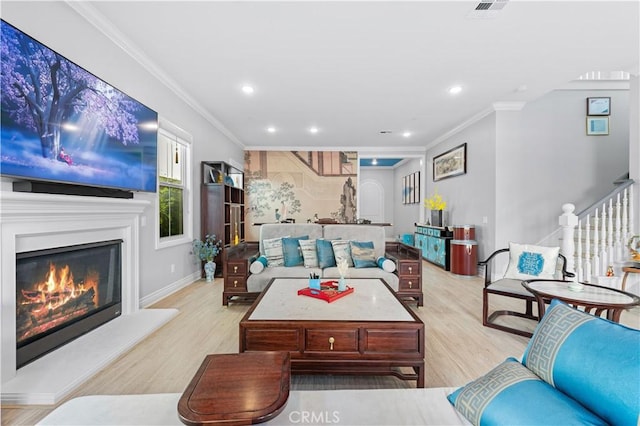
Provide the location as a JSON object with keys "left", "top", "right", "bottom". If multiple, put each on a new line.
{"left": 282, "top": 236, "right": 309, "bottom": 267}
{"left": 522, "top": 299, "right": 640, "bottom": 426}
{"left": 316, "top": 239, "right": 336, "bottom": 269}
{"left": 350, "top": 241, "right": 377, "bottom": 268}
{"left": 447, "top": 357, "right": 606, "bottom": 426}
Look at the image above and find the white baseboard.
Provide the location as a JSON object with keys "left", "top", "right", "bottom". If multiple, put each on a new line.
{"left": 139, "top": 271, "right": 202, "bottom": 308}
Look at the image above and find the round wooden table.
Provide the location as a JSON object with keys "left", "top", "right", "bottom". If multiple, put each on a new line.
{"left": 621, "top": 266, "right": 640, "bottom": 291}
{"left": 522, "top": 279, "right": 640, "bottom": 322}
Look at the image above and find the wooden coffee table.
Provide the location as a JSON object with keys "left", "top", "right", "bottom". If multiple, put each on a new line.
{"left": 239, "top": 278, "right": 425, "bottom": 387}
{"left": 178, "top": 352, "right": 290, "bottom": 425}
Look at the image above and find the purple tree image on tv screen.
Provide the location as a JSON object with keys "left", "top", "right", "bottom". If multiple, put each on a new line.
{"left": 0, "top": 20, "right": 158, "bottom": 192}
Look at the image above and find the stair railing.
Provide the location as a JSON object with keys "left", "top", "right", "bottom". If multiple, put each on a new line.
{"left": 559, "top": 178, "right": 635, "bottom": 284}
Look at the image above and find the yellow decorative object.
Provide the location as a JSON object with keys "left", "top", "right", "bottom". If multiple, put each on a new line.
{"left": 606, "top": 265, "right": 614, "bottom": 277}
{"left": 425, "top": 190, "right": 447, "bottom": 211}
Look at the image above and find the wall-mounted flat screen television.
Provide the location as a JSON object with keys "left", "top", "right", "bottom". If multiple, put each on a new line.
{"left": 1, "top": 20, "right": 158, "bottom": 193}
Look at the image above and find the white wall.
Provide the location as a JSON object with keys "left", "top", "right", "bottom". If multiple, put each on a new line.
{"left": 426, "top": 115, "right": 497, "bottom": 260}
{"left": 1, "top": 3, "right": 244, "bottom": 303}
{"left": 393, "top": 158, "right": 424, "bottom": 239}
{"left": 429, "top": 88, "right": 630, "bottom": 261}
{"left": 359, "top": 168, "right": 396, "bottom": 237}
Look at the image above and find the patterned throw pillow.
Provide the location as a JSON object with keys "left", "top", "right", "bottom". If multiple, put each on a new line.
{"left": 299, "top": 239, "right": 318, "bottom": 268}
{"left": 331, "top": 240, "right": 353, "bottom": 267}
{"left": 282, "top": 236, "right": 309, "bottom": 267}
{"left": 350, "top": 241, "right": 377, "bottom": 268}
{"left": 447, "top": 357, "right": 606, "bottom": 426}
{"left": 316, "top": 239, "right": 336, "bottom": 269}
{"left": 263, "top": 236, "right": 285, "bottom": 267}
{"left": 503, "top": 242, "right": 559, "bottom": 280}
{"left": 522, "top": 300, "right": 640, "bottom": 426}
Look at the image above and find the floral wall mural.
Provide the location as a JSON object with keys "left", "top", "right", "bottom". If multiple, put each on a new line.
{"left": 244, "top": 150, "right": 358, "bottom": 240}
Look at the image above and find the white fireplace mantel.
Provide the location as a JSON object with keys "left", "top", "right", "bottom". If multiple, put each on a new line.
{"left": 0, "top": 191, "right": 177, "bottom": 404}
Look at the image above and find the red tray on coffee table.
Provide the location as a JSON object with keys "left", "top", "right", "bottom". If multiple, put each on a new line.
{"left": 297, "top": 280, "right": 354, "bottom": 303}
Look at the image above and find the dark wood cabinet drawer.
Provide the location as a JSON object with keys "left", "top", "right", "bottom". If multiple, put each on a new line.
{"left": 305, "top": 329, "right": 359, "bottom": 352}
{"left": 227, "top": 261, "right": 247, "bottom": 276}
{"left": 398, "top": 277, "right": 421, "bottom": 291}
{"left": 363, "top": 329, "right": 422, "bottom": 354}
{"left": 243, "top": 329, "right": 301, "bottom": 352}
{"left": 398, "top": 262, "right": 420, "bottom": 276}
{"left": 225, "top": 276, "right": 247, "bottom": 291}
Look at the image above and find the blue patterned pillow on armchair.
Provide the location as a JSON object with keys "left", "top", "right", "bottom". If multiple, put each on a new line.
{"left": 522, "top": 300, "right": 640, "bottom": 426}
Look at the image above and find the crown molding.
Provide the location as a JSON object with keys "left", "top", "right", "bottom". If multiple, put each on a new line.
{"left": 492, "top": 101, "right": 526, "bottom": 111}
{"left": 243, "top": 145, "right": 427, "bottom": 153}
{"left": 64, "top": 1, "right": 245, "bottom": 149}
{"left": 428, "top": 106, "right": 495, "bottom": 149}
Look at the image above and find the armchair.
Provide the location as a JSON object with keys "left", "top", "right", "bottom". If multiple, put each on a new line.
{"left": 479, "top": 244, "right": 574, "bottom": 337}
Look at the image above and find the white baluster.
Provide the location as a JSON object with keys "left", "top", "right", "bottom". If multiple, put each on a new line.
{"left": 559, "top": 203, "right": 578, "bottom": 279}
{"left": 608, "top": 199, "right": 614, "bottom": 266}
{"left": 622, "top": 188, "right": 629, "bottom": 244}
{"left": 615, "top": 193, "right": 622, "bottom": 261}
{"left": 592, "top": 209, "right": 600, "bottom": 278}
{"left": 584, "top": 215, "right": 592, "bottom": 283}
{"left": 600, "top": 204, "right": 608, "bottom": 274}
{"left": 576, "top": 219, "right": 583, "bottom": 282}
{"left": 629, "top": 186, "right": 635, "bottom": 238}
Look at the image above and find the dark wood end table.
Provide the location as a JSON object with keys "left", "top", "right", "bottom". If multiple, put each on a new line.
{"left": 178, "top": 351, "right": 290, "bottom": 426}
{"left": 522, "top": 279, "right": 640, "bottom": 322}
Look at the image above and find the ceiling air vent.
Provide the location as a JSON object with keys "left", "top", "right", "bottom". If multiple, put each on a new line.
{"left": 469, "top": 0, "right": 509, "bottom": 18}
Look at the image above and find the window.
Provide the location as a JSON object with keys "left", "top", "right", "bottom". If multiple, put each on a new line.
{"left": 156, "top": 120, "right": 192, "bottom": 249}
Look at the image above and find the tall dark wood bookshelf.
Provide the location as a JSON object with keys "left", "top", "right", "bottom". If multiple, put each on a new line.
{"left": 201, "top": 161, "right": 245, "bottom": 276}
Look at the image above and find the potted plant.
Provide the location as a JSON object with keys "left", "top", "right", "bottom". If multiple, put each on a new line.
{"left": 192, "top": 234, "right": 223, "bottom": 282}
{"left": 425, "top": 190, "right": 447, "bottom": 227}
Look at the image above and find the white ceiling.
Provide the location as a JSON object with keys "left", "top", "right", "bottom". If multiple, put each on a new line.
{"left": 74, "top": 1, "right": 638, "bottom": 152}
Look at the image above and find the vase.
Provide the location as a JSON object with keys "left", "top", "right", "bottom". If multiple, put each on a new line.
{"left": 338, "top": 277, "right": 347, "bottom": 292}
{"left": 204, "top": 261, "right": 216, "bottom": 282}
{"left": 431, "top": 210, "right": 443, "bottom": 227}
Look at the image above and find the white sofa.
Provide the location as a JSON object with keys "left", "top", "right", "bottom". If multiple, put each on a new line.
{"left": 246, "top": 223, "right": 400, "bottom": 293}
{"left": 38, "top": 300, "right": 640, "bottom": 425}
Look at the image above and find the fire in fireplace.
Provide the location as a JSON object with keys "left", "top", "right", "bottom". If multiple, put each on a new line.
{"left": 16, "top": 240, "right": 122, "bottom": 368}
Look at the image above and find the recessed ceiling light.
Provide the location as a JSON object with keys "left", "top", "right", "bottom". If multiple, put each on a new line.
{"left": 267, "top": 127, "right": 276, "bottom": 133}
{"left": 309, "top": 127, "right": 319, "bottom": 134}
{"left": 402, "top": 131, "right": 411, "bottom": 138}
{"left": 241, "top": 85, "right": 254, "bottom": 95}
{"left": 371, "top": 158, "right": 378, "bottom": 165}
{"left": 449, "top": 85, "right": 463, "bottom": 95}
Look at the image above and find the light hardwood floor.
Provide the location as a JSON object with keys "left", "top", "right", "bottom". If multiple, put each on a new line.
{"left": 3, "top": 261, "right": 639, "bottom": 425}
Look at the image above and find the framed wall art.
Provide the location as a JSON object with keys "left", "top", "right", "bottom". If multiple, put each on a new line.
{"left": 433, "top": 143, "right": 467, "bottom": 182}
{"left": 402, "top": 171, "right": 421, "bottom": 204}
{"left": 587, "top": 97, "right": 610, "bottom": 116}
{"left": 586, "top": 117, "right": 609, "bottom": 135}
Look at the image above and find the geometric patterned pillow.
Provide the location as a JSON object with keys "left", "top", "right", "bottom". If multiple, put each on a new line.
{"left": 331, "top": 239, "right": 353, "bottom": 267}
{"left": 504, "top": 242, "right": 559, "bottom": 280}
{"left": 447, "top": 357, "right": 606, "bottom": 426}
{"left": 263, "top": 236, "right": 285, "bottom": 267}
{"left": 298, "top": 239, "right": 318, "bottom": 268}
{"left": 350, "top": 241, "right": 377, "bottom": 268}
{"left": 522, "top": 300, "right": 640, "bottom": 426}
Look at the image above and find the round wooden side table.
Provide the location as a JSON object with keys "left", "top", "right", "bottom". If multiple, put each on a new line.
{"left": 621, "top": 266, "right": 640, "bottom": 291}
{"left": 522, "top": 279, "right": 640, "bottom": 322}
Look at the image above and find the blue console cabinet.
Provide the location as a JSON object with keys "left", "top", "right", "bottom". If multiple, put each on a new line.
{"left": 414, "top": 224, "right": 453, "bottom": 270}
